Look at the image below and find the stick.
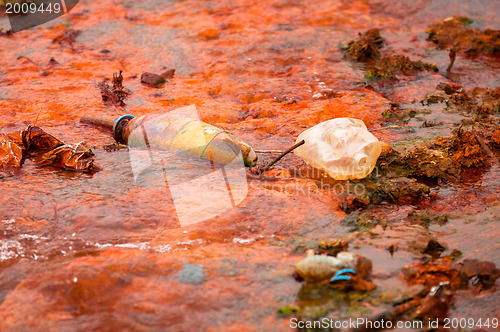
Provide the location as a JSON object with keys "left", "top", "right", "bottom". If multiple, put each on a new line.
{"left": 255, "top": 149, "right": 284, "bottom": 153}
{"left": 255, "top": 140, "right": 305, "bottom": 174}
{"left": 33, "top": 107, "right": 43, "bottom": 126}
{"left": 370, "top": 125, "right": 410, "bottom": 131}
{"left": 80, "top": 116, "right": 115, "bottom": 130}
{"left": 447, "top": 47, "right": 457, "bottom": 72}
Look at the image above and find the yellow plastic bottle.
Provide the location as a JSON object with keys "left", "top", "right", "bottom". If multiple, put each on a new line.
{"left": 82, "top": 105, "right": 257, "bottom": 167}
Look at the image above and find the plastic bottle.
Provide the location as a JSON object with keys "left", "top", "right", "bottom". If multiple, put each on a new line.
{"left": 81, "top": 105, "right": 257, "bottom": 167}
{"left": 293, "top": 118, "right": 381, "bottom": 180}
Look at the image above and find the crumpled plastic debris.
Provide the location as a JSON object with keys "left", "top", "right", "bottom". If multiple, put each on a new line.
{"left": 294, "top": 118, "right": 382, "bottom": 180}
{"left": 295, "top": 250, "right": 356, "bottom": 283}
{"left": 0, "top": 126, "right": 100, "bottom": 172}
{"left": 295, "top": 249, "right": 375, "bottom": 291}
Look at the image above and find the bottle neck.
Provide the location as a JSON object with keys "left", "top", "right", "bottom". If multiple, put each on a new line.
{"left": 80, "top": 116, "right": 115, "bottom": 130}
{"left": 113, "top": 115, "right": 135, "bottom": 144}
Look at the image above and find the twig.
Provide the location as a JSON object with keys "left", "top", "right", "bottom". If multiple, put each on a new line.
{"left": 255, "top": 140, "right": 305, "bottom": 174}
{"left": 446, "top": 48, "right": 456, "bottom": 72}
{"left": 255, "top": 149, "right": 284, "bottom": 153}
{"left": 370, "top": 125, "right": 410, "bottom": 131}
{"left": 33, "top": 107, "right": 43, "bottom": 126}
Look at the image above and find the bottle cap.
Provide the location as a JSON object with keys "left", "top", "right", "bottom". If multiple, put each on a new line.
{"left": 113, "top": 115, "right": 135, "bottom": 144}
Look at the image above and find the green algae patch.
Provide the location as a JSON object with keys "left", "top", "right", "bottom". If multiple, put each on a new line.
{"left": 277, "top": 305, "right": 301, "bottom": 317}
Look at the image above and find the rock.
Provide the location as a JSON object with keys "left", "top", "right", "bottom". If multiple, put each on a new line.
{"left": 377, "top": 137, "right": 462, "bottom": 180}
{"left": 52, "top": 29, "right": 80, "bottom": 46}
{"left": 178, "top": 262, "right": 205, "bottom": 285}
{"left": 424, "top": 85, "right": 500, "bottom": 114}
{"left": 329, "top": 274, "right": 376, "bottom": 292}
{"left": 421, "top": 239, "right": 447, "bottom": 258}
{"left": 317, "top": 239, "right": 349, "bottom": 256}
{"left": 341, "top": 176, "right": 430, "bottom": 212}
{"left": 460, "top": 259, "right": 500, "bottom": 288}
{"left": 413, "top": 282, "right": 454, "bottom": 321}
{"left": 402, "top": 261, "right": 466, "bottom": 290}
{"left": 342, "top": 29, "right": 437, "bottom": 80}
{"left": 161, "top": 68, "right": 175, "bottom": 79}
{"left": 406, "top": 209, "right": 448, "bottom": 227}
{"left": 47, "top": 57, "right": 60, "bottom": 67}
{"left": 140, "top": 72, "right": 166, "bottom": 87}
{"left": 340, "top": 210, "right": 379, "bottom": 231}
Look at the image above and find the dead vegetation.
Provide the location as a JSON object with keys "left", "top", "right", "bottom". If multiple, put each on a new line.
{"left": 342, "top": 28, "right": 438, "bottom": 80}
{"left": 427, "top": 16, "right": 500, "bottom": 56}
{"left": 97, "top": 71, "right": 130, "bottom": 107}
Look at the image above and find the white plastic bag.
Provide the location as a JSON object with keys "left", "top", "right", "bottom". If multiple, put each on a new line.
{"left": 294, "top": 118, "right": 381, "bottom": 180}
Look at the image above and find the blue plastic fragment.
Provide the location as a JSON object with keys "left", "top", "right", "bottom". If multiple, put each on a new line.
{"left": 330, "top": 268, "right": 355, "bottom": 282}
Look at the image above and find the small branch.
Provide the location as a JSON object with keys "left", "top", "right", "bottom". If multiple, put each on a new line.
{"left": 254, "top": 140, "right": 305, "bottom": 174}
{"left": 446, "top": 47, "right": 457, "bottom": 72}
{"left": 370, "top": 125, "right": 410, "bottom": 131}
{"left": 255, "top": 149, "right": 284, "bottom": 153}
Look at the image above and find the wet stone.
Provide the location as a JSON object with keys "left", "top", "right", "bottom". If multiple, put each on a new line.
{"left": 317, "top": 239, "right": 349, "bottom": 256}
{"left": 424, "top": 84, "right": 500, "bottom": 114}
{"left": 342, "top": 29, "right": 437, "bottom": 80}
{"left": 161, "top": 68, "right": 175, "bottom": 79}
{"left": 178, "top": 262, "right": 205, "bottom": 285}
{"left": 140, "top": 72, "right": 166, "bottom": 87}
{"left": 491, "top": 127, "right": 500, "bottom": 149}
{"left": 377, "top": 137, "right": 462, "bottom": 180}
{"left": 341, "top": 177, "right": 430, "bottom": 212}
{"left": 340, "top": 210, "right": 379, "bottom": 231}
{"left": 421, "top": 239, "right": 447, "bottom": 258}
{"left": 460, "top": 259, "right": 500, "bottom": 287}
{"left": 406, "top": 209, "right": 449, "bottom": 227}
